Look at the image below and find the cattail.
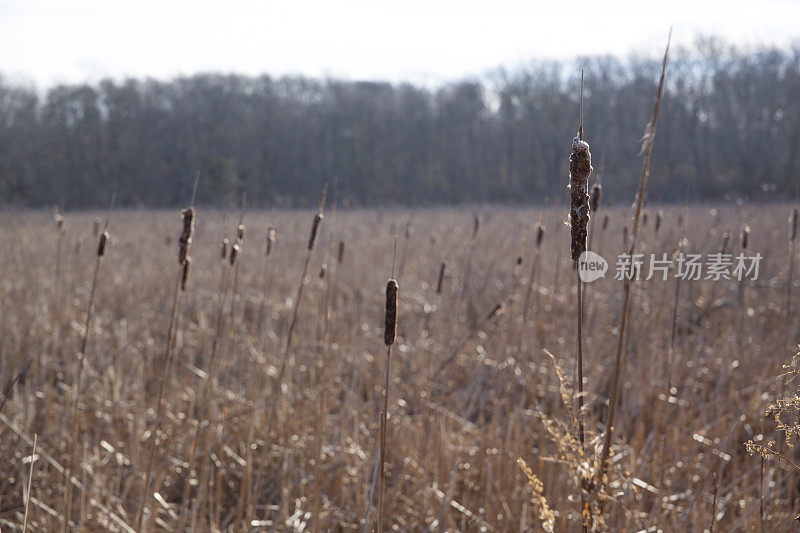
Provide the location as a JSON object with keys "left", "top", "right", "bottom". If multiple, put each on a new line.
{"left": 655, "top": 210, "right": 663, "bottom": 233}
{"left": 55, "top": 214, "right": 65, "bottom": 236}
{"left": 308, "top": 213, "right": 323, "bottom": 250}
{"left": 221, "top": 238, "right": 229, "bottom": 260}
{"left": 741, "top": 225, "right": 750, "bottom": 250}
{"left": 230, "top": 243, "right": 240, "bottom": 265}
{"left": 236, "top": 223, "right": 245, "bottom": 241}
{"left": 623, "top": 225, "right": 629, "bottom": 246}
{"left": 569, "top": 135, "right": 593, "bottom": 261}
{"left": 602, "top": 214, "right": 610, "bottom": 231}
{"left": 337, "top": 240, "right": 345, "bottom": 264}
{"left": 179, "top": 207, "right": 195, "bottom": 265}
{"left": 384, "top": 279, "right": 398, "bottom": 346}
{"left": 97, "top": 231, "right": 109, "bottom": 256}
{"left": 267, "top": 227, "right": 276, "bottom": 256}
{"left": 536, "top": 224, "right": 545, "bottom": 248}
{"left": 436, "top": 262, "right": 446, "bottom": 294}
{"left": 590, "top": 182, "right": 602, "bottom": 213}
{"left": 473, "top": 214, "right": 481, "bottom": 239}
{"left": 791, "top": 207, "right": 798, "bottom": 242}
{"left": 181, "top": 256, "right": 192, "bottom": 291}
{"left": 319, "top": 264, "right": 327, "bottom": 280}
{"left": 642, "top": 211, "right": 648, "bottom": 227}
{"left": 516, "top": 256, "right": 523, "bottom": 266}
{"left": 93, "top": 217, "right": 100, "bottom": 236}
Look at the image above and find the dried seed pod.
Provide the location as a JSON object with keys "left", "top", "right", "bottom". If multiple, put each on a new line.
{"left": 569, "top": 136, "right": 593, "bottom": 262}
{"left": 740, "top": 225, "right": 750, "bottom": 250}
{"left": 384, "top": 279, "right": 398, "bottom": 346}
{"left": 791, "top": 207, "right": 798, "bottom": 242}
{"left": 267, "top": 227, "right": 276, "bottom": 256}
{"left": 337, "top": 240, "right": 345, "bottom": 264}
{"left": 308, "top": 213, "right": 323, "bottom": 250}
{"left": 436, "top": 262, "right": 446, "bottom": 294}
{"left": 590, "top": 182, "right": 602, "bottom": 213}
{"left": 221, "top": 238, "right": 229, "bottom": 260}
{"left": 181, "top": 256, "right": 192, "bottom": 291}
{"left": 179, "top": 207, "right": 195, "bottom": 265}
{"left": 97, "top": 231, "right": 109, "bottom": 257}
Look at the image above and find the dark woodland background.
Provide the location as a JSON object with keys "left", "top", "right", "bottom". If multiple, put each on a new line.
{"left": 1, "top": 38, "right": 798, "bottom": 209}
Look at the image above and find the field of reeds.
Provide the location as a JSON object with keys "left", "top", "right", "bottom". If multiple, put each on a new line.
{"left": 0, "top": 200, "right": 799, "bottom": 531}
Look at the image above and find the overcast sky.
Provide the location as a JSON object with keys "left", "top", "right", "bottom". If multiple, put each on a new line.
{"left": 2, "top": 0, "right": 798, "bottom": 88}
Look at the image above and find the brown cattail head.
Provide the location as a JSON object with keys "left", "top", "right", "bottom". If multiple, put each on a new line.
{"left": 221, "top": 238, "right": 229, "bottom": 260}
{"left": 337, "top": 240, "right": 346, "bottom": 264}
{"left": 569, "top": 135, "right": 593, "bottom": 261}
{"left": 384, "top": 279, "right": 398, "bottom": 346}
{"left": 93, "top": 217, "right": 101, "bottom": 236}
{"left": 536, "top": 224, "right": 545, "bottom": 248}
{"left": 181, "top": 256, "right": 192, "bottom": 291}
{"left": 602, "top": 214, "right": 610, "bottom": 231}
{"left": 741, "top": 225, "right": 750, "bottom": 250}
{"left": 267, "top": 227, "right": 276, "bottom": 256}
{"left": 655, "top": 210, "right": 663, "bottom": 233}
{"left": 590, "top": 182, "right": 602, "bottom": 213}
{"left": 473, "top": 214, "right": 481, "bottom": 239}
{"left": 179, "top": 207, "right": 195, "bottom": 265}
{"left": 623, "top": 225, "right": 629, "bottom": 246}
{"left": 97, "top": 231, "right": 109, "bottom": 257}
{"left": 230, "top": 242, "right": 240, "bottom": 265}
{"left": 308, "top": 213, "right": 323, "bottom": 250}
{"left": 319, "top": 264, "right": 327, "bottom": 279}
{"left": 791, "top": 207, "right": 798, "bottom": 242}
{"left": 436, "top": 262, "right": 446, "bottom": 294}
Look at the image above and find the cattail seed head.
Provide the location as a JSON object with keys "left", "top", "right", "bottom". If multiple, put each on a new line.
{"left": 179, "top": 207, "right": 195, "bottom": 265}
{"left": 473, "top": 214, "right": 481, "bottom": 239}
{"left": 181, "top": 256, "right": 192, "bottom": 291}
{"left": 55, "top": 214, "right": 65, "bottom": 236}
{"left": 221, "top": 238, "right": 229, "bottom": 260}
{"left": 741, "top": 225, "right": 750, "bottom": 250}
{"left": 791, "top": 208, "right": 798, "bottom": 242}
{"left": 230, "top": 243, "right": 240, "bottom": 265}
{"left": 319, "top": 264, "right": 327, "bottom": 279}
{"left": 308, "top": 213, "right": 323, "bottom": 250}
{"left": 602, "top": 214, "right": 610, "bottom": 231}
{"left": 569, "top": 136, "right": 593, "bottom": 261}
{"left": 337, "top": 240, "right": 346, "bottom": 264}
{"left": 236, "top": 223, "right": 245, "bottom": 241}
{"left": 384, "top": 279, "right": 398, "bottom": 346}
{"left": 623, "top": 225, "right": 629, "bottom": 246}
{"left": 536, "top": 224, "right": 545, "bottom": 248}
{"left": 93, "top": 217, "right": 101, "bottom": 236}
{"left": 97, "top": 231, "right": 109, "bottom": 257}
{"left": 436, "top": 262, "right": 446, "bottom": 294}
{"left": 590, "top": 183, "right": 602, "bottom": 213}
{"left": 267, "top": 227, "right": 276, "bottom": 256}
{"left": 655, "top": 210, "right": 663, "bottom": 233}
{"left": 642, "top": 211, "right": 648, "bottom": 227}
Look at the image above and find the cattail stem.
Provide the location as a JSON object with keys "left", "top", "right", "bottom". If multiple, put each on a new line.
{"left": 377, "top": 344, "right": 392, "bottom": 533}
{"left": 23, "top": 433, "right": 37, "bottom": 532}
{"left": 596, "top": 31, "right": 670, "bottom": 498}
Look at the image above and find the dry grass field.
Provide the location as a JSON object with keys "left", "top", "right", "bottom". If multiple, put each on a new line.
{"left": 0, "top": 202, "right": 798, "bottom": 531}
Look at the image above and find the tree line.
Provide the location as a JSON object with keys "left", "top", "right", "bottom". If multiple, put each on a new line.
{"left": 1, "top": 37, "right": 798, "bottom": 209}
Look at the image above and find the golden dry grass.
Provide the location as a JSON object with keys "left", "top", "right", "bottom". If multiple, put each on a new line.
{"left": 0, "top": 204, "right": 798, "bottom": 531}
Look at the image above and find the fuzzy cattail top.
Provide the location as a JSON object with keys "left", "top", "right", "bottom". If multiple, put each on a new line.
{"left": 569, "top": 136, "right": 593, "bottom": 261}
{"left": 384, "top": 279, "right": 398, "bottom": 346}
{"left": 179, "top": 208, "right": 195, "bottom": 265}
{"left": 97, "top": 231, "right": 109, "bottom": 257}
{"left": 308, "top": 213, "right": 323, "bottom": 250}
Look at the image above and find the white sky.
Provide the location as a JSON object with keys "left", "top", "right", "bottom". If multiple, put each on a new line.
{"left": 2, "top": 0, "right": 798, "bottom": 88}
